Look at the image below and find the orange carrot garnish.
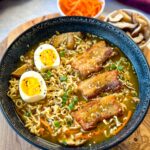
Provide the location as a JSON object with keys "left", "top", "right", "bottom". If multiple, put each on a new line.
{"left": 113, "top": 111, "right": 132, "bottom": 135}
{"left": 40, "top": 118, "right": 52, "bottom": 134}
{"left": 59, "top": 0, "right": 103, "bottom": 17}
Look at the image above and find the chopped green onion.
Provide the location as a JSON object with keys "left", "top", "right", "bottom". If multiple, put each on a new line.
{"left": 44, "top": 70, "right": 52, "bottom": 80}
{"left": 59, "top": 51, "right": 65, "bottom": 57}
{"left": 24, "top": 111, "right": 31, "bottom": 117}
{"left": 61, "top": 91, "right": 68, "bottom": 105}
{"left": 68, "top": 96, "right": 79, "bottom": 110}
{"left": 62, "top": 95, "right": 67, "bottom": 102}
{"left": 117, "top": 66, "right": 124, "bottom": 71}
{"left": 110, "top": 64, "right": 116, "bottom": 70}
{"left": 61, "top": 89, "right": 72, "bottom": 106}
{"left": 68, "top": 103, "right": 75, "bottom": 110}
{"left": 60, "top": 76, "right": 67, "bottom": 82}
{"left": 47, "top": 70, "right": 52, "bottom": 78}
{"left": 62, "top": 96, "right": 68, "bottom": 105}
{"left": 54, "top": 121, "right": 60, "bottom": 128}
{"left": 73, "top": 96, "right": 78, "bottom": 104}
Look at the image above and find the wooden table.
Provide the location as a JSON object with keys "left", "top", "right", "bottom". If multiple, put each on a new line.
{"left": 0, "top": 13, "right": 150, "bottom": 150}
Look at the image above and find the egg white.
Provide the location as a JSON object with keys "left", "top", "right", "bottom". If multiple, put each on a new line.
{"left": 19, "top": 71, "right": 47, "bottom": 103}
{"left": 34, "top": 44, "right": 60, "bottom": 71}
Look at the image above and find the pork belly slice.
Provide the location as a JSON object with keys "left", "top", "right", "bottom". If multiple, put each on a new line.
{"left": 71, "top": 41, "right": 115, "bottom": 77}
{"left": 78, "top": 70, "right": 122, "bottom": 99}
{"left": 71, "top": 95, "right": 122, "bottom": 131}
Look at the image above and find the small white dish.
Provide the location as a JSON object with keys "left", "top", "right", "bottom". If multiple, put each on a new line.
{"left": 57, "top": 0, "right": 105, "bottom": 18}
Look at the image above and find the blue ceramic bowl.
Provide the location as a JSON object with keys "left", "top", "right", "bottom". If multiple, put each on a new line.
{"left": 0, "top": 17, "right": 150, "bottom": 150}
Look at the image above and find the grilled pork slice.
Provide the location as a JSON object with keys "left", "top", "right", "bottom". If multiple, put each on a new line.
{"left": 71, "top": 95, "right": 122, "bottom": 131}
{"left": 78, "top": 70, "right": 121, "bottom": 99}
{"left": 71, "top": 41, "right": 115, "bottom": 77}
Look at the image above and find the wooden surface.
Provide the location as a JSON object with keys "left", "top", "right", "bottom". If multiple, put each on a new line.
{"left": 0, "top": 13, "right": 150, "bottom": 150}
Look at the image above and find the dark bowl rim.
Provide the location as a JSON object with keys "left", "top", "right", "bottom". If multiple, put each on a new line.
{"left": 0, "top": 16, "right": 150, "bottom": 150}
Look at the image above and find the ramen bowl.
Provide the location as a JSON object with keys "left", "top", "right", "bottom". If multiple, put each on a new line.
{"left": 0, "top": 17, "right": 150, "bottom": 150}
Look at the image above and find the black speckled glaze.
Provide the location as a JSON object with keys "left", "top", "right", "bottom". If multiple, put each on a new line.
{"left": 0, "top": 17, "right": 150, "bottom": 150}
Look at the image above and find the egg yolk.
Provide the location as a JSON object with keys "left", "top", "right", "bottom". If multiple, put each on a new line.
{"left": 40, "top": 49, "right": 56, "bottom": 66}
{"left": 21, "top": 77, "right": 41, "bottom": 96}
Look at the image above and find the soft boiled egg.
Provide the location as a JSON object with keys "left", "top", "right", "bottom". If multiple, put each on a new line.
{"left": 34, "top": 44, "right": 60, "bottom": 71}
{"left": 19, "top": 71, "right": 47, "bottom": 103}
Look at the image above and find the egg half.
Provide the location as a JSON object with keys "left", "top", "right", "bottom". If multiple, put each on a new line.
{"left": 19, "top": 71, "right": 47, "bottom": 103}
{"left": 34, "top": 44, "right": 60, "bottom": 71}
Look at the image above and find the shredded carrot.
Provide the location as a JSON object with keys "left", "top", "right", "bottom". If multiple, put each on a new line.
{"left": 113, "top": 111, "right": 132, "bottom": 135}
{"left": 40, "top": 118, "right": 52, "bottom": 134}
{"left": 64, "top": 129, "right": 80, "bottom": 135}
{"left": 59, "top": 0, "right": 103, "bottom": 17}
{"left": 39, "top": 128, "right": 45, "bottom": 135}
{"left": 67, "top": 0, "right": 81, "bottom": 15}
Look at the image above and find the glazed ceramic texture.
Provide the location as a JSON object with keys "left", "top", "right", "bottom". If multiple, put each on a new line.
{"left": 0, "top": 17, "right": 150, "bottom": 150}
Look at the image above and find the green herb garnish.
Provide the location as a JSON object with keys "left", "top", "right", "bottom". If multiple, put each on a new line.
{"left": 110, "top": 64, "right": 116, "bottom": 70}
{"left": 68, "top": 103, "right": 75, "bottom": 110}
{"left": 61, "top": 89, "right": 72, "bottom": 106}
{"left": 44, "top": 70, "right": 52, "bottom": 80}
{"left": 117, "top": 65, "right": 124, "bottom": 71}
{"left": 24, "top": 111, "right": 31, "bottom": 117}
{"left": 60, "top": 76, "right": 67, "bottom": 82}
{"left": 59, "top": 51, "right": 65, "bottom": 57}
{"left": 68, "top": 96, "right": 79, "bottom": 110}
{"left": 47, "top": 70, "right": 52, "bottom": 78}
{"left": 54, "top": 121, "right": 60, "bottom": 128}
{"left": 72, "top": 96, "right": 78, "bottom": 104}
{"left": 61, "top": 91, "right": 68, "bottom": 105}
